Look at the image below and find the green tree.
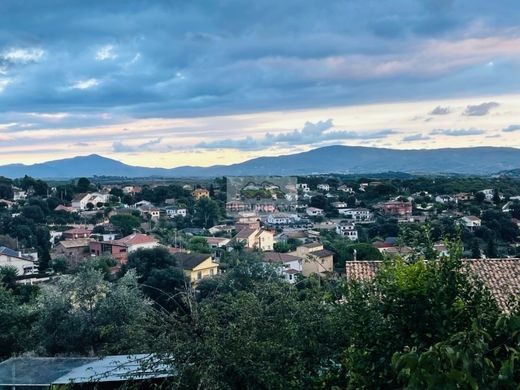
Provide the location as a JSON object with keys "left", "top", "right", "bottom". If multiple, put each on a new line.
{"left": 76, "top": 177, "right": 91, "bottom": 193}
{"left": 194, "top": 197, "right": 220, "bottom": 228}
{"left": 187, "top": 236, "right": 212, "bottom": 253}
{"left": 33, "top": 267, "right": 150, "bottom": 355}
{"left": 110, "top": 214, "right": 141, "bottom": 236}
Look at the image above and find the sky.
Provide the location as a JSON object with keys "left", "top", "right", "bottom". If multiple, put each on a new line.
{"left": 1, "top": 0, "right": 520, "bottom": 168}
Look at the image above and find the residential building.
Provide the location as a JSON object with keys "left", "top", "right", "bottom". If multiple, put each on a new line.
{"left": 306, "top": 207, "right": 324, "bottom": 217}
{"left": 192, "top": 188, "right": 210, "bottom": 200}
{"left": 317, "top": 183, "right": 330, "bottom": 192}
{"left": 338, "top": 207, "right": 372, "bottom": 221}
{"left": 0, "top": 246, "right": 37, "bottom": 275}
{"left": 72, "top": 192, "right": 110, "bottom": 210}
{"left": 165, "top": 207, "right": 187, "bottom": 218}
{"left": 295, "top": 242, "right": 334, "bottom": 276}
{"left": 337, "top": 185, "right": 354, "bottom": 194}
{"left": 62, "top": 227, "right": 92, "bottom": 240}
{"left": 454, "top": 192, "right": 474, "bottom": 202}
{"left": 54, "top": 205, "right": 77, "bottom": 213}
{"left": 174, "top": 252, "right": 219, "bottom": 284}
{"left": 234, "top": 228, "right": 274, "bottom": 251}
{"left": 435, "top": 195, "right": 456, "bottom": 204}
{"left": 461, "top": 215, "right": 482, "bottom": 231}
{"left": 331, "top": 201, "right": 348, "bottom": 209}
{"left": 0, "top": 199, "right": 14, "bottom": 209}
{"left": 263, "top": 251, "right": 303, "bottom": 283}
{"left": 52, "top": 238, "right": 91, "bottom": 266}
{"left": 378, "top": 200, "right": 412, "bottom": 217}
{"left": 297, "top": 183, "right": 310, "bottom": 192}
{"left": 89, "top": 233, "right": 160, "bottom": 263}
{"left": 267, "top": 213, "right": 300, "bottom": 225}
{"left": 335, "top": 222, "right": 358, "bottom": 241}
{"left": 138, "top": 205, "right": 161, "bottom": 220}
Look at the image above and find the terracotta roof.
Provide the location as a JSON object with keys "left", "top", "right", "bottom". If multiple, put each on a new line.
{"left": 263, "top": 251, "right": 302, "bottom": 264}
{"left": 64, "top": 227, "right": 92, "bottom": 235}
{"left": 345, "top": 259, "right": 520, "bottom": 312}
{"left": 112, "top": 233, "right": 158, "bottom": 247}
{"left": 206, "top": 237, "right": 230, "bottom": 245}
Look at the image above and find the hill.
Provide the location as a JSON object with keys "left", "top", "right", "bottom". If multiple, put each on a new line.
{"left": 1, "top": 146, "right": 520, "bottom": 178}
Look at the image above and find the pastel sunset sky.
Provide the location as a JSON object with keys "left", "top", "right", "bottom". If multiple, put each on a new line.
{"left": 1, "top": 0, "right": 520, "bottom": 167}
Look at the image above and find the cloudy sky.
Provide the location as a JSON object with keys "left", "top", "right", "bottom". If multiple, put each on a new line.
{"left": 1, "top": 0, "right": 520, "bottom": 167}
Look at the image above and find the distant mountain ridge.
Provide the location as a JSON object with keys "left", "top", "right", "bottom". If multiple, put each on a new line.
{"left": 1, "top": 145, "right": 520, "bottom": 179}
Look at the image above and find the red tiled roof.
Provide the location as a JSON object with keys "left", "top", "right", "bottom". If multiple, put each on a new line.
{"left": 112, "top": 233, "right": 158, "bottom": 246}
{"left": 345, "top": 259, "right": 520, "bottom": 312}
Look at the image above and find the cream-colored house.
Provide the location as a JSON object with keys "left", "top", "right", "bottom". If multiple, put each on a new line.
{"left": 234, "top": 228, "right": 274, "bottom": 251}
{"left": 174, "top": 252, "right": 219, "bottom": 284}
{"left": 295, "top": 242, "right": 333, "bottom": 277}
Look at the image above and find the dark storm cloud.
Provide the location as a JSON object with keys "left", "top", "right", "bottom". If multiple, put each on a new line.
{"left": 1, "top": 0, "right": 520, "bottom": 123}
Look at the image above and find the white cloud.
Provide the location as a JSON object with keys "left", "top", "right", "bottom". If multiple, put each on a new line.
{"left": 0, "top": 78, "right": 13, "bottom": 92}
{"left": 2, "top": 48, "right": 44, "bottom": 62}
{"left": 95, "top": 45, "right": 117, "bottom": 61}
{"left": 69, "top": 78, "right": 100, "bottom": 90}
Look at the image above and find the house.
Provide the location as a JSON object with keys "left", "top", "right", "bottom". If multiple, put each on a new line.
{"left": 139, "top": 205, "right": 161, "bottom": 220}
{"left": 335, "top": 222, "right": 358, "bottom": 241}
{"left": 0, "top": 199, "right": 14, "bottom": 209}
{"left": 317, "top": 183, "right": 330, "bottom": 192}
{"left": 62, "top": 227, "right": 92, "bottom": 240}
{"left": 267, "top": 213, "right": 300, "bottom": 225}
{"left": 89, "top": 233, "right": 160, "bottom": 263}
{"left": 174, "top": 252, "right": 219, "bottom": 284}
{"left": 435, "top": 195, "right": 456, "bottom": 204}
{"left": 122, "top": 185, "right": 142, "bottom": 194}
{"left": 297, "top": 183, "right": 310, "bottom": 193}
{"left": 263, "top": 251, "right": 303, "bottom": 283}
{"left": 208, "top": 224, "right": 234, "bottom": 235}
{"left": 52, "top": 238, "right": 91, "bottom": 266}
{"left": 206, "top": 237, "right": 230, "bottom": 249}
{"left": 378, "top": 200, "right": 412, "bottom": 217}
{"left": 338, "top": 207, "right": 372, "bottom": 221}
{"left": 0, "top": 246, "right": 38, "bottom": 276}
{"left": 254, "top": 202, "right": 277, "bottom": 213}
{"left": 72, "top": 192, "right": 110, "bottom": 210}
{"left": 479, "top": 189, "right": 495, "bottom": 201}
{"left": 226, "top": 200, "right": 248, "bottom": 213}
{"left": 295, "top": 242, "right": 334, "bottom": 276}
{"left": 331, "top": 201, "right": 348, "bottom": 209}
{"left": 165, "top": 207, "right": 187, "bottom": 218}
{"left": 345, "top": 259, "right": 520, "bottom": 312}
{"left": 234, "top": 228, "right": 274, "bottom": 251}
{"left": 454, "top": 192, "right": 474, "bottom": 202}
{"left": 12, "top": 188, "right": 27, "bottom": 201}
{"left": 461, "top": 215, "right": 481, "bottom": 231}
{"left": 337, "top": 185, "right": 354, "bottom": 194}
{"left": 134, "top": 200, "right": 153, "bottom": 208}
{"left": 192, "top": 188, "right": 210, "bottom": 200}
{"left": 306, "top": 207, "right": 324, "bottom": 217}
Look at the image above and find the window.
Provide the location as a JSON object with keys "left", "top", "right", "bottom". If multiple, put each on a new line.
{"left": 210, "top": 268, "right": 214, "bottom": 276}
{"left": 197, "top": 271, "right": 202, "bottom": 280}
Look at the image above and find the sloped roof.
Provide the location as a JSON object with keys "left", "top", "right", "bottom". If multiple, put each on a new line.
{"left": 112, "top": 233, "right": 158, "bottom": 247}
{"left": 234, "top": 227, "right": 257, "bottom": 239}
{"left": 345, "top": 259, "right": 520, "bottom": 311}
{"left": 310, "top": 249, "right": 334, "bottom": 258}
{"left": 263, "top": 251, "right": 302, "bottom": 264}
{"left": 174, "top": 252, "right": 213, "bottom": 270}
{"left": 58, "top": 238, "right": 91, "bottom": 249}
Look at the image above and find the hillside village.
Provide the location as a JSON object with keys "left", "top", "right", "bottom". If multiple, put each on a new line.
{"left": 1, "top": 174, "right": 520, "bottom": 289}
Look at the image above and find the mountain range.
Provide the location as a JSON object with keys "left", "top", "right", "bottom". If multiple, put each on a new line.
{"left": 1, "top": 145, "right": 519, "bottom": 179}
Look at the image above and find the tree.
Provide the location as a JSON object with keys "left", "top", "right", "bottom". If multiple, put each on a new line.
{"left": 110, "top": 214, "right": 141, "bottom": 236}
{"left": 187, "top": 236, "right": 212, "bottom": 253}
{"left": 194, "top": 197, "right": 220, "bottom": 228}
{"left": 0, "top": 184, "right": 13, "bottom": 200}
{"left": 76, "top": 177, "right": 91, "bottom": 193}
{"left": 492, "top": 188, "right": 501, "bottom": 204}
{"left": 485, "top": 237, "right": 498, "bottom": 258}
{"left": 122, "top": 247, "right": 187, "bottom": 311}
{"left": 0, "top": 265, "right": 19, "bottom": 289}
{"left": 475, "top": 192, "right": 486, "bottom": 203}
{"left": 273, "top": 241, "right": 290, "bottom": 253}
{"left": 471, "top": 238, "right": 481, "bottom": 259}
{"left": 33, "top": 267, "right": 151, "bottom": 355}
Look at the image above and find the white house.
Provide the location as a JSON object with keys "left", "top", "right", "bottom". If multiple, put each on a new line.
{"left": 263, "top": 252, "right": 303, "bottom": 284}
{"left": 461, "top": 215, "right": 481, "bottom": 231}
{"left": 0, "top": 247, "right": 37, "bottom": 276}
{"left": 435, "top": 195, "right": 456, "bottom": 204}
{"left": 267, "top": 213, "right": 300, "bottom": 225}
{"left": 166, "top": 207, "right": 187, "bottom": 218}
{"left": 306, "top": 207, "right": 324, "bottom": 217}
{"left": 317, "top": 184, "right": 330, "bottom": 192}
{"left": 335, "top": 222, "right": 358, "bottom": 241}
{"left": 72, "top": 192, "right": 110, "bottom": 210}
{"left": 337, "top": 185, "right": 354, "bottom": 194}
{"left": 338, "top": 208, "right": 372, "bottom": 221}
{"left": 296, "top": 183, "right": 310, "bottom": 193}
